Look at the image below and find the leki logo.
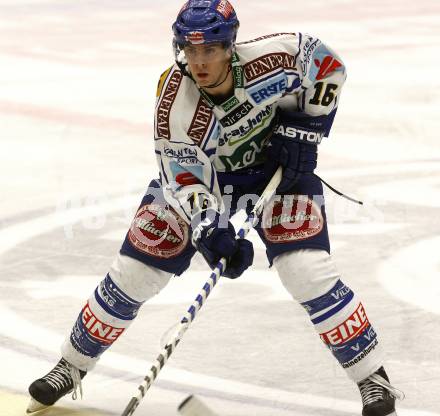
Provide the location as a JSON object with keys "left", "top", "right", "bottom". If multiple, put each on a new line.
{"left": 320, "top": 303, "right": 369, "bottom": 346}
{"left": 82, "top": 303, "right": 125, "bottom": 344}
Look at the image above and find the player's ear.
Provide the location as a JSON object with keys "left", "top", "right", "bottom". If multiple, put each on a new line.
{"left": 222, "top": 42, "right": 233, "bottom": 58}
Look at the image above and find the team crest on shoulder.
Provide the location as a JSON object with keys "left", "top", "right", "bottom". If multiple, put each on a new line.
{"left": 315, "top": 55, "right": 343, "bottom": 80}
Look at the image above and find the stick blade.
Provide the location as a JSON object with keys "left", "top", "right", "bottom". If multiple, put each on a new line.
{"left": 178, "top": 395, "right": 219, "bottom": 416}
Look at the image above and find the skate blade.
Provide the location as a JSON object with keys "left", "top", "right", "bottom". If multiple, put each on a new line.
{"left": 178, "top": 395, "right": 219, "bottom": 416}
{"left": 26, "top": 397, "right": 49, "bottom": 413}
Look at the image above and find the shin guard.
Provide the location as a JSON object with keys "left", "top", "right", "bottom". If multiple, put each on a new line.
{"left": 301, "top": 280, "right": 384, "bottom": 382}
{"left": 62, "top": 274, "right": 144, "bottom": 370}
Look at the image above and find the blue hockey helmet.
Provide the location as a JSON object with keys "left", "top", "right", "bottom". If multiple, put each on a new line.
{"left": 172, "top": 0, "right": 239, "bottom": 48}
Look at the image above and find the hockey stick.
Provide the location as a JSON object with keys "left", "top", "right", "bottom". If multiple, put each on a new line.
{"left": 120, "top": 167, "right": 282, "bottom": 416}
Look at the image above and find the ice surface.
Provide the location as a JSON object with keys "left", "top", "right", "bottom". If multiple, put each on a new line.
{"left": 1, "top": 1, "right": 439, "bottom": 415}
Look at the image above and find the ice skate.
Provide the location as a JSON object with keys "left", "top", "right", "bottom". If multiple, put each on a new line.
{"left": 358, "top": 367, "right": 404, "bottom": 416}
{"left": 27, "top": 358, "right": 86, "bottom": 413}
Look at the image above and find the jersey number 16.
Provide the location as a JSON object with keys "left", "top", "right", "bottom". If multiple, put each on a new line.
{"left": 309, "top": 82, "right": 338, "bottom": 106}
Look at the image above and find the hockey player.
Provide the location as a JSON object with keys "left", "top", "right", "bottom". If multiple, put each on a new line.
{"left": 28, "top": 1, "right": 403, "bottom": 415}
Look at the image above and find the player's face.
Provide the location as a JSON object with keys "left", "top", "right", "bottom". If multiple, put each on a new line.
{"left": 184, "top": 43, "right": 232, "bottom": 87}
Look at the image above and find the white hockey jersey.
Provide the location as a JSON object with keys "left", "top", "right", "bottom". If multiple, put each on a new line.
{"left": 154, "top": 32, "right": 346, "bottom": 222}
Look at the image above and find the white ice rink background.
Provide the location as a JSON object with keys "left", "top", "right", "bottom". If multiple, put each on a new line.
{"left": 1, "top": 0, "right": 439, "bottom": 415}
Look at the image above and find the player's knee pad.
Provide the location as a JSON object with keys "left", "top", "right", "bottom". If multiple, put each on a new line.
{"left": 274, "top": 249, "right": 384, "bottom": 382}
{"left": 62, "top": 255, "right": 172, "bottom": 371}
{"left": 108, "top": 254, "right": 172, "bottom": 302}
{"left": 274, "top": 248, "right": 341, "bottom": 303}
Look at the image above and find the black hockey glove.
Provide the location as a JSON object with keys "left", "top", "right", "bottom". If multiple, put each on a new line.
{"left": 265, "top": 137, "right": 317, "bottom": 193}
{"left": 192, "top": 210, "right": 254, "bottom": 279}
{"left": 265, "top": 110, "right": 330, "bottom": 193}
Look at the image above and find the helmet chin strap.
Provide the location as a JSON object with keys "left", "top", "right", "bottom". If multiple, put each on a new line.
{"left": 203, "top": 64, "right": 232, "bottom": 89}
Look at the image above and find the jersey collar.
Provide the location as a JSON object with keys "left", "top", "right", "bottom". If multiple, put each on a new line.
{"left": 198, "top": 52, "right": 244, "bottom": 112}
